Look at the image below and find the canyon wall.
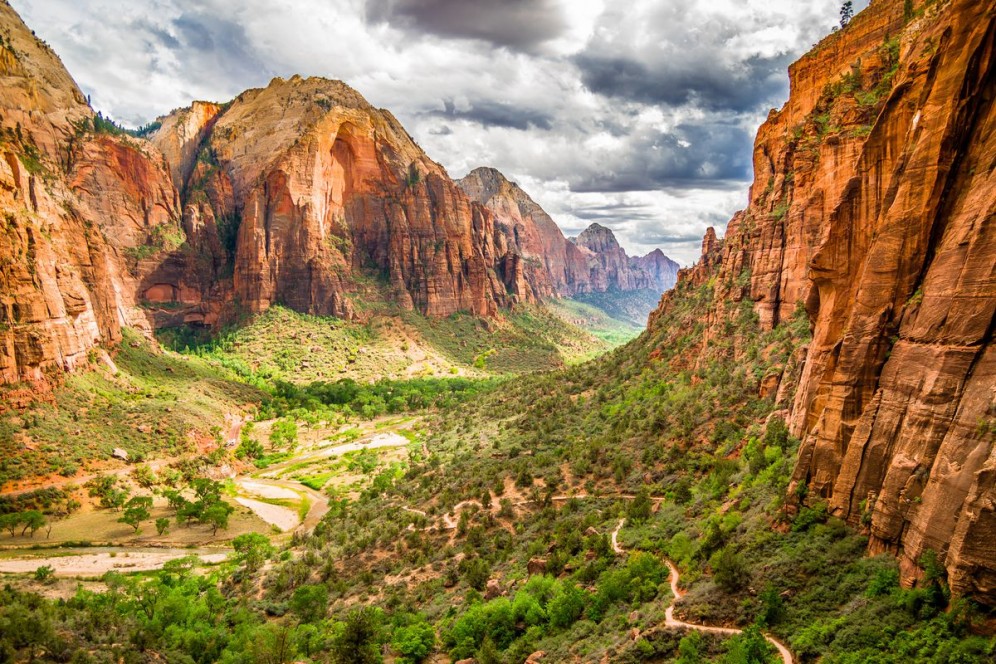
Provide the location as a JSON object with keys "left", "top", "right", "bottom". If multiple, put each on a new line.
{"left": 0, "top": 0, "right": 182, "bottom": 387}
{"left": 651, "top": 0, "right": 995, "bottom": 603}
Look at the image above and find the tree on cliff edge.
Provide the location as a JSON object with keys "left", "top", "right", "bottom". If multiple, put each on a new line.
{"left": 840, "top": 1, "right": 854, "bottom": 27}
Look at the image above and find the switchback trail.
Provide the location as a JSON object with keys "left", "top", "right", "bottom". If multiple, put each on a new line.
{"left": 612, "top": 518, "right": 794, "bottom": 664}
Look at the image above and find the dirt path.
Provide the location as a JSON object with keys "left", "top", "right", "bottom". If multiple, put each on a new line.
{"left": 514, "top": 492, "right": 666, "bottom": 507}
{"left": 613, "top": 518, "right": 793, "bottom": 664}
{"left": 611, "top": 518, "right": 625, "bottom": 554}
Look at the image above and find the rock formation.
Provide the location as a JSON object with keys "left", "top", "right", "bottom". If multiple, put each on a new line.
{"left": 650, "top": 0, "right": 995, "bottom": 604}
{"left": 149, "top": 77, "right": 532, "bottom": 320}
{"left": 459, "top": 167, "right": 677, "bottom": 295}
{"left": 631, "top": 248, "right": 680, "bottom": 294}
{"left": 0, "top": 0, "right": 182, "bottom": 385}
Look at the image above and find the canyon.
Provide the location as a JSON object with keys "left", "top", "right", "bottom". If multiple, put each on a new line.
{"left": 0, "top": 0, "right": 993, "bottom": 624}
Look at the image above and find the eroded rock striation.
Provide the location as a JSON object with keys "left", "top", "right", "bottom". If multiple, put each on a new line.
{"left": 650, "top": 0, "right": 995, "bottom": 603}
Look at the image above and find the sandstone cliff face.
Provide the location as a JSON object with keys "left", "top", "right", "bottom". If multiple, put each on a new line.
{"left": 151, "top": 78, "right": 538, "bottom": 320}
{"left": 459, "top": 168, "right": 678, "bottom": 296}
{"left": 0, "top": 0, "right": 183, "bottom": 386}
{"left": 650, "top": 0, "right": 995, "bottom": 603}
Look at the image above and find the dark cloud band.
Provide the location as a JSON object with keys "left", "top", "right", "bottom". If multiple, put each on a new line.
{"left": 365, "top": 0, "right": 566, "bottom": 50}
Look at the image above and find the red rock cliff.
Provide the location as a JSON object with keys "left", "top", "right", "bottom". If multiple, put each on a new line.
{"left": 0, "top": 0, "right": 182, "bottom": 386}
{"left": 650, "top": 0, "right": 995, "bottom": 604}
{"left": 151, "top": 78, "right": 539, "bottom": 320}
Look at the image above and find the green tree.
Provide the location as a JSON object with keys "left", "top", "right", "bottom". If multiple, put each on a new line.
{"left": 0, "top": 513, "right": 22, "bottom": 537}
{"left": 161, "top": 489, "right": 186, "bottom": 512}
{"left": 711, "top": 546, "right": 749, "bottom": 592}
{"left": 247, "top": 622, "right": 298, "bottom": 664}
{"left": 86, "top": 475, "right": 129, "bottom": 509}
{"left": 290, "top": 584, "right": 329, "bottom": 623}
{"left": 33, "top": 565, "right": 55, "bottom": 584}
{"left": 232, "top": 532, "right": 274, "bottom": 572}
{"left": 392, "top": 620, "right": 435, "bottom": 663}
{"left": 757, "top": 585, "right": 785, "bottom": 627}
{"left": 118, "top": 496, "right": 152, "bottom": 533}
{"left": 155, "top": 517, "right": 170, "bottom": 536}
{"left": 628, "top": 487, "right": 653, "bottom": 522}
{"left": 459, "top": 556, "right": 490, "bottom": 591}
{"left": 677, "top": 631, "right": 703, "bottom": 664}
{"left": 235, "top": 437, "right": 264, "bottom": 460}
{"left": 331, "top": 607, "right": 383, "bottom": 664}
{"left": 19, "top": 511, "right": 46, "bottom": 538}
{"left": 547, "top": 581, "right": 585, "bottom": 629}
{"left": 839, "top": 1, "right": 854, "bottom": 27}
{"left": 200, "top": 501, "right": 234, "bottom": 535}
{"left": 177, "top": 499, "right": 202, "bottom": 526}
{"left": 270, "top": 418, "right": 298, "bottom": 448}
{"left": 724, "top": 623, "right": 773, "bottom": 664}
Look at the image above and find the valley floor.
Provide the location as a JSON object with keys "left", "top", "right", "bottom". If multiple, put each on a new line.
{"left": 0, "top": 289, "right": 992, "bottom": 663}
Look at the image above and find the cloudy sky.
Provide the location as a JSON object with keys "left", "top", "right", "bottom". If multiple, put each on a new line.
{"left": 12, "top": 0, "right": 866, "bottom": 264}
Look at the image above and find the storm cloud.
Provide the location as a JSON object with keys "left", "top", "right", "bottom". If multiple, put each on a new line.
{"left": 10, "top": 0, "right": 867, "bottom": 264}
{"left": 432, "top": 99, "right": 555, "bottom": 131}
{"left": 365, "top": 0, "right": 567, "bottom": 50}
{"left": 574, "top": 53, "right": 791, "bottom": 113}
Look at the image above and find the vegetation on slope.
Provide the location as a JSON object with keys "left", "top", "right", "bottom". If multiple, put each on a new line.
{"left": 568, "top": 287, "right": 665, "bottom": 328}
{"left": 3, "top": 272, "right": 990, "bottom": 662}
{"left": 158, "top": 303, "right": 613, "bottom": 385}
{"left": 0, "top": 330, "right": 263, "bottom": 492}
{"left": 544, "top": 296, "right": 646, "bottom": 346}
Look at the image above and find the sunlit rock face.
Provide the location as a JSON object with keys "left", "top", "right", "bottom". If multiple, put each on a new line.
{"left": 0, "top": 0, "right": 182, "bottom": 385}
{"left": 649, "top": 0, "right": 996, "bottom": 605}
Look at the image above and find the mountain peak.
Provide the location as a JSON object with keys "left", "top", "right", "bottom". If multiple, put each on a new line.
{"left": 574, "top": 223, "right": 621, "bottom": 253}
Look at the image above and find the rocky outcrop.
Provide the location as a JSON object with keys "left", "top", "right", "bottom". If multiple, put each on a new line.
{"left": 459, "top": 167, "right": 678, "bottom": 296}
{"left": 649, "top": 0, "right": 995, "bottom": 604}
{"left": 632, "top": 249, "right": 679, "bottom": 293}
{"left": 0, "top": 0, "right": 183, "bottom": 385}
{"left": 458, "top": 166, "right": 582, "bottom": 298}
{"left": 152, "top": 101, "right": 223, "bottom": 192}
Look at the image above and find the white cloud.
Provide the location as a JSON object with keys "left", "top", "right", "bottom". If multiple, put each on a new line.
{"left": 10, "top": 0, "right": 868, "bottom": 265}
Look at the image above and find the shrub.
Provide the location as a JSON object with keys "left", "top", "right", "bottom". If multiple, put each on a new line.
{"left": 711, "top": 547, "right": 749, "bottom": 592}
{"left": 392, "top": 620, "right": 435, "bottom": 663}
{"left": 33, "top": 565, "right": 55, "bottom": 584}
